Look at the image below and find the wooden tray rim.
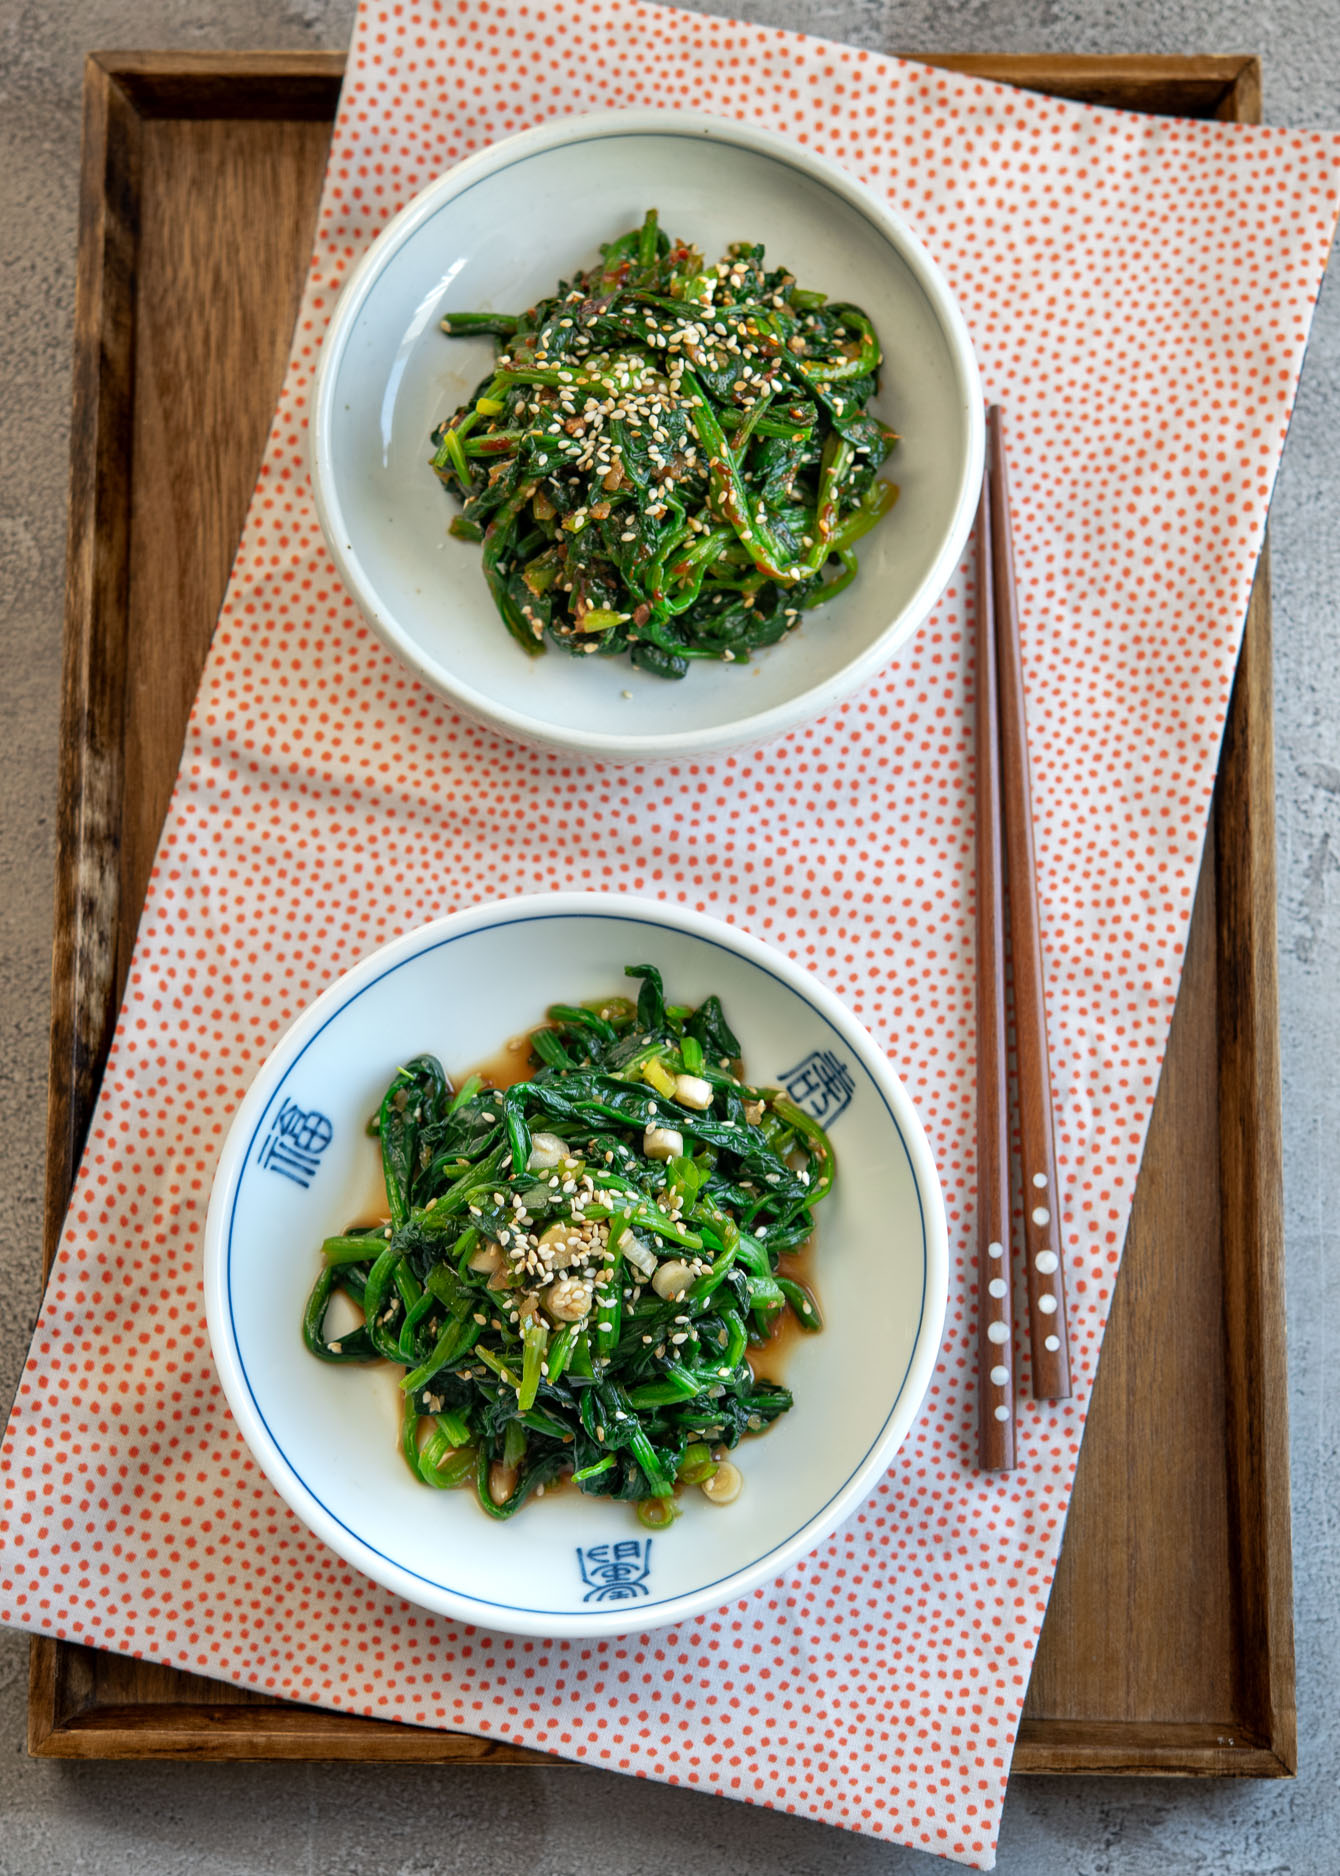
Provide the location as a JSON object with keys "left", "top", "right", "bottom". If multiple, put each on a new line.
{"left": 28, "top": 45, "right": 1293, "bottom": 1778}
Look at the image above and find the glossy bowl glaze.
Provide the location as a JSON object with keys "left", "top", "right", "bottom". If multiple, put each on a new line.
{"left": 204, "top": 894, "right": 948, "bottom": 1637}
{"left": 311, "top": 110, "right": 983, "bottom": 761}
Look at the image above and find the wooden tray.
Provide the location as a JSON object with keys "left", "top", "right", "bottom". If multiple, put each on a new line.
{"left": 30, "top": 49, "right": 1294, "bottom": 1776}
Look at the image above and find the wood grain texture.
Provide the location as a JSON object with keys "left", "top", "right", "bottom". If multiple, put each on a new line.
{"left": 1022, "top": 830, "right": 1233, "bottom": 1724}
{"left": 118, "top": 110, "right": 332, "bottom": 991}
{"left": 915, "top": 51, "right": 1258, "bottom": 114}
{"left": 99, "top": 48, "right": 346, "bottom": 120}
{"left": 43, "top": 61, "right": 141, "bottom": 1283}
{"left": 1213, "top": 548, "right": 1295, "bottom": 1772}
{"left": 32, "top": 49, "right": 1293, "bottom": 1777}
{"left": 987, "top": 410, "right": 1071, "bottom": 1402}
{"left": 973, "top": 475, "right": 1016, "bottom": 1471}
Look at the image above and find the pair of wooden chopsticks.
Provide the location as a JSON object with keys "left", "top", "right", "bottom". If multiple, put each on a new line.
{"left": 975, "top": 408, "right": 1071, "bottom": 1471}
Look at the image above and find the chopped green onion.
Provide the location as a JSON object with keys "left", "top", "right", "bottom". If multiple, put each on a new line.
{"left": 301, "top": 966, "right": 832, "bottom": 1524}
{"left": 677, "top": 1442, "right": 719, "bottom": 1485}
{"left": 637, "top": 1496, "right": 681, "bottom": 1530}
{"left": 429, "top": 213, "right": 896, "bottom": 678}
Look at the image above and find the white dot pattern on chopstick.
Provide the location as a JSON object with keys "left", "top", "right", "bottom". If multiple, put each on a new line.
{"left": 987, "top": 1240, "right": 1005, "bottom": 1260}
{"left": 1031, "top": 1206, "right": 1050, "bottom": 1226}
{"left": 990, "top": 1365, "right": 1010, "bottom": 1387}
{"left": 988, "top": 1277, "right": 1007, "bottom": 1298}
{"left": 986, "top": 1322, "right": 1009, "bottom": 1345}
{"left": 1045, "top": 1334, "right": 1061, "bottom": 1353}
{"left": 1032, "top": 1172, "right": 1048, "bottom": 1187}
{"left": 1034, "top": 1250, "right": 1059, "bottom": 1275}
{"left": 994, "top": 1406, "right": 1010, "bottom": 1422}
{"left": 1037, "top": 1294, "right": 1058, "bottom": 1315}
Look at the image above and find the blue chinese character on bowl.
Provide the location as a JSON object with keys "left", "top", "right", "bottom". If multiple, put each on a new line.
{"left": 781, "top": 1049, "right": 855, "bottom": 1125}
{"left": 576, "top": 1539, "right": 653, "bottom": 1601}
{"left": 257, "top": 1097, "right": 333, "bottom": 1189}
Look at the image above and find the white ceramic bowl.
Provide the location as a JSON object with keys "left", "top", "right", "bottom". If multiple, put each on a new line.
{"left": 203, "top": 895, "right": 948, "bottom": 1638}
{"left": 311, "top": 110, "right": 983, "bottom": 761}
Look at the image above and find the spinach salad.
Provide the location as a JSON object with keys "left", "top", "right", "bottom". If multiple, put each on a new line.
{"left": 429, "top": 210, "right": 897, "bottom": 678}
{"left": 303, "top": 967, "right": 833, "bottom": 1526}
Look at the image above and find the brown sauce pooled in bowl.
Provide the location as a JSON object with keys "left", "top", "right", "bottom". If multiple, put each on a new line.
{"left": 350, "top": 1037, "right": 541, "bottom": 1224}
{"left": 461, "top": 1032, "right": 540, "bottom": 1094}
{"left": 458, "top": 1043, "right": 825, "bottom": 1394}
{"left": 346, "top": 1173, "right": 391, "bottom": 1233}
{"left": 747, "top": 1239, "right": 823, "bottom": 1386}
{"left": 357, "top": 1037, "right": 822, "bottom": 1391}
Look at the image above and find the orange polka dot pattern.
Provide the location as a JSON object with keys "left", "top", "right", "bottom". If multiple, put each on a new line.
{"left": 4, "top": 3, "right": 1339, "bottom": 1867}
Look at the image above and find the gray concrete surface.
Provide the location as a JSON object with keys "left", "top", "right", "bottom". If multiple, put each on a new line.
{"left": 2, "top": 1, "right": 1337, "bottom": 1870}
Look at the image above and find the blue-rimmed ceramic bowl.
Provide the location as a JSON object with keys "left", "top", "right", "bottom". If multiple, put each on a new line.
{"left": 203, "top": 894, "right": 947, "bottom": 1637}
